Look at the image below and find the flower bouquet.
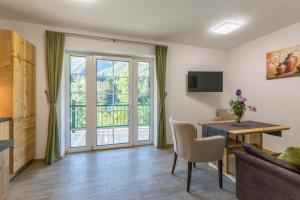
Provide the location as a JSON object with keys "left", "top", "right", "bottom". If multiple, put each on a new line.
{"left": 229, "top": 89, "right": 256, "bottom": 124}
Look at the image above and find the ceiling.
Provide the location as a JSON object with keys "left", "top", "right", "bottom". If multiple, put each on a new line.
{"left": 1, "top": 0, "right": 300, "bottom": 50}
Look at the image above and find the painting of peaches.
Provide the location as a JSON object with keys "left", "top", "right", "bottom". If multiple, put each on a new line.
{"left": 266, "top": 45, "right": 300, "bottom": 80}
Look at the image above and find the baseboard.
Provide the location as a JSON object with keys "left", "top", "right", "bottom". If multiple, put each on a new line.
{"left": 9, "top": 159, "right": 35, "bottom": 180}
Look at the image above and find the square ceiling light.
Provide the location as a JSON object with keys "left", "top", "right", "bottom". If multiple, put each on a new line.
{"left": 213, "top": 21, "right": 241, "bottom": 34}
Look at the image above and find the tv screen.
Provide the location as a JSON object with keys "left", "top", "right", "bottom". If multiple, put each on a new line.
{"left": 187, "top": 71, "right": 223, "bottom": 92}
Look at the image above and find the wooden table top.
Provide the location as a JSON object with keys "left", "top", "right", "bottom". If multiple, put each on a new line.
{"left": 199, "top": 120, "right": 290, "bottom": 136}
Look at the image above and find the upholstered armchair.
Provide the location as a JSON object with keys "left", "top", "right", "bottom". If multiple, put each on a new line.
{"left": 169, "top": 118, "right": 225, "bottom": 192}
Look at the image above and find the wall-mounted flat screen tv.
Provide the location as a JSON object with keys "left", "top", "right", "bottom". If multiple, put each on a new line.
{"left": 187, "top": 71, "right": 223, "bottom": 92}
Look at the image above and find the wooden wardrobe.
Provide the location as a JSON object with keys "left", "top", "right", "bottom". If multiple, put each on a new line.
{"left": 0, "top": 29, "right": 36, "bottom": 175}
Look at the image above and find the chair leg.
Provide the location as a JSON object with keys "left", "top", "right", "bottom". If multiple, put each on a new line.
{"left": 218, "top": 160, "right": 223, "bottom": 189}
{"left": 171, "top": 153, "right": 177, "bottom": 175}
{"left": 193, "top": 162, "right": 196, "bottom": 168}
{"left": 187, "top": 162, "right": 192, "bottom": 192}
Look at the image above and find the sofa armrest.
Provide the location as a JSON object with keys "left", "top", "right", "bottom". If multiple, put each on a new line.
{"left": 234, "top": 151, "right": 300, "bottom": 200}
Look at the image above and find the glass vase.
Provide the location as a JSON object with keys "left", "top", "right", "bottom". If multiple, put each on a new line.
{"left": 235, "top": 115, "right": 242, "bottom": 124}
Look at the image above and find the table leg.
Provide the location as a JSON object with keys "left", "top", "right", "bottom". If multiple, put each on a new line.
{"left": 247, "top": 133, "right": 263, "bottom": 149}
{"left": 223, "top": 148, "right": 229, "bottom": 174}
{"left": 259, "top": 133, "right": 263, "bottom": 148}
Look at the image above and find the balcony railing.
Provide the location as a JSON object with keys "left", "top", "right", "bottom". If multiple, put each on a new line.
{"left": 70, "top": 104, "right": 150, "bottom": 130}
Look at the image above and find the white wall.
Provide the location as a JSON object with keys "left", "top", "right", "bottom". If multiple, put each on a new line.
{"left": 225, "top": 22, "right": 300, "bottom": 152}
{"left": 166, "top": 44, "right": 227, "bottom": 143}
{"left": 0, "top": 18, "right": 227, "bottom": 158}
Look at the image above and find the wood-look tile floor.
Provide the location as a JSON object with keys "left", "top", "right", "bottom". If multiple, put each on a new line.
{"left": 9, "top": 146, "right": 235, "bottom": 200}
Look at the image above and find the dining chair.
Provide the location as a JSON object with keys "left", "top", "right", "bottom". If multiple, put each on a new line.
{"left": 216, "top": 108, "right": 242, "bottom": 143}
{"left": 169, "top": 117, "right": 197, "bottom": 173}
{"left": 169, "top": 117, "right": 178, "bottom": 175}
{"left": 170, "top": 119, "right": 225, "bottom": 192}
{"left": 216, "top": 108, "right": 235, "bottom": 121}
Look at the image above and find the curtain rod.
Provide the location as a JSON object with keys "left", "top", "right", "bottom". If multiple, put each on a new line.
{"left": 47, "top": 30, "right": 159, "bottom": 47}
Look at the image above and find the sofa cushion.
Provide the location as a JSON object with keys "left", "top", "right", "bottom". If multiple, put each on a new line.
{"left": 242, "top": 143, "right": 300, "bottom": 174}
{"left": 278, "top": 146, "right": 300, "bottom": 170}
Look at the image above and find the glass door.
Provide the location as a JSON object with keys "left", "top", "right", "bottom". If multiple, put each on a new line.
{"left": 69, "top": 55, "right": 88, "bottom": 149}
{"left": 65, "top": 54, "right": 153, "bottom": 152}
{"left": 136, "top": 60, "right": 153, "bottom": 144}
{"left": 95, "top": 57, "right": 132, "bottom": 148}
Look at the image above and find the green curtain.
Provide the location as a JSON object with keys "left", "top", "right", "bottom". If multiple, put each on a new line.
{"left": 155, "top": 45, "right": 168, "bottom": 149}
{"left": 44, "top": 31, "right": 65, "bottom": 165}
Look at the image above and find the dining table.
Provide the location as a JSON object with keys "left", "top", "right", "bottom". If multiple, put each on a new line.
{"left": 199, "top": 120, "right": 290, "bottom": 175}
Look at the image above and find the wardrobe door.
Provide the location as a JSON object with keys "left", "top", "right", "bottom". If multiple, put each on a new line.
{"left": 0, "top": 122, "right": 10, "bottom": 140}
{"left": 27, "top": 63, "right": 35, "bottom": 117}
{"left": 1, "top": 149, "right": 9, "bottom": 199}
{"left": 11, "top": 32, "right": 25, "bottom": 59}
{"left": 24, "top": 41, "right": 35, "bottom": 64}
{"left": 0, "top": 30, "right": 12, "bottom": 117}
{"left": 9, "top": 31, "right": 36, "bottom": 175}
{"left": 24, "top": 62, "right": 30, "bottom": 118}
{"left": 31, "top": 63, "right": 36, "bottom": 116}
{"left": 12, "top": 58, "right": 25, "bottom": 120}
{"left": 12, "top": 117, "right": 35, "bottom": 173}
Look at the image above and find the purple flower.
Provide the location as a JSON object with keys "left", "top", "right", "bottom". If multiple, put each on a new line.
{"left": 236, "top": 89, "right": 242, "bottom": 96}
{"left": 238, "top": 96, "right": 247, "bottom": 103}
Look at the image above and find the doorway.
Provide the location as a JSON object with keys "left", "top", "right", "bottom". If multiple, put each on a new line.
{"left": 65, "top": 53, "right": 154, "bottom": 152}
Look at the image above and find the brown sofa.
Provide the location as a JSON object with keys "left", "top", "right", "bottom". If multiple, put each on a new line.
{"left": 234, "top": 151, "right": 300, "bottom": 200}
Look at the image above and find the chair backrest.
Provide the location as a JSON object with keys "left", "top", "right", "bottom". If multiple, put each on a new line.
{"left": 172, "top": 120, "right": 197, "bottom": 160}
{"left": 216, "top": 109, "right": 236, "bottom": 141}
{"left": 216, "top": 108, "right": 235, "bottom": 121}
{"left": 169, "top": 117, "right": 177, "bottom": 153}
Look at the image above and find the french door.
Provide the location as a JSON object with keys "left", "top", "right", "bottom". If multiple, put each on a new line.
{"left": 65, "top": 53, "right": 153, "bottom": 152}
